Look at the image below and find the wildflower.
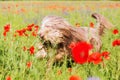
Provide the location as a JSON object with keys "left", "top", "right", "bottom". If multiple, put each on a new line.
{"left": 3, "top": 24, "right": 10, "bottom": 36}
{"left": 34, "top": 25, "right": 39, "bottom": 31}
{"left": 90, "top": 22, "right": 94, "bottom": 28}
{"left": 69, "top": 75, "right": 82, "bottom": 80}
{"left": 113, "top": 29, "right": 119, "bottom": 34}
{"left": 88, "top": 52, "right": 102, "bottom": 64}
{"left": 112, "top": 39, "right": 120, "bottom": 46}
{"left": 13, "top": 33, "right": 17, "bottom": 37}
{"left": 29, "top": 46, "right": 35, "bottom": 55}
{"left": 6, "top": 76, "right": 11, "bottom": 80}
{"left": 8, "top": 6, "right": 10, "bottom": 9}
{"left": 112, "top": 39, "right": 118, "bottom": 46}
{"left": 68, "top": 68, "right": 72, "bottom": 73}
{"left": 26, "top": 24, "right": 34, "bottom": 31}
{"left": 26, "top": 26, "right": 32, "bottom": 31}
{"left": 29, "top": 24, "right": 34, "bottom": 27}
{"left": 4, "top": 24, "right": 10, "bottom": 32}
{"left": 57, "top": 70, "right": 62, "bottom": 75}
{"left": 87, "top": 76, "right": 100, "bottom": 80}
{"left": 75, "top": 23, "right": 80, "bottom": 27}
{"left": 16, "top": 28, "right": 26, "bottom": 36}
{"left": 69, "top": 42, "right": 76, "bottom": 49}
{"left": 3, "top": 31, "right": 7, "bottom": 37}
{"left": 32, "top": 31, "right": 37, "bottom": 37}
{"left": 16, "top": 4, "right": 18, "bottom": 7}
{"left": 23, "top": 46, "right": 27, "bottom": 51}
{"left": 26, "top": 61, "right": 32, "bottom": 68}
{"left": 70, "top": 42, "right": 92, "bottom": 64}
{"left": 21, "top": 8, "right": 26, "bottom": 12}
{"left": 102, "top": 51, "right": 110, "bottom": 60}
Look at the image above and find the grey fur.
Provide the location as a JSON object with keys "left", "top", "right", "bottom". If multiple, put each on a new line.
{"left": 36, "top": 13, "right": 113, "bottom": 61}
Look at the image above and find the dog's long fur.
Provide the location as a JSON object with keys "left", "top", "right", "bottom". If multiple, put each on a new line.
{"left": 36, "top": 13, "right": 113, "bottom": 61}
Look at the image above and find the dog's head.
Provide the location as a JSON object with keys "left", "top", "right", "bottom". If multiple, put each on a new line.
{"left": 37, "top": 16, "right": 77, "bottom": 60}
{"left": 38, "top": 16, "right": 76, "bottom": 46}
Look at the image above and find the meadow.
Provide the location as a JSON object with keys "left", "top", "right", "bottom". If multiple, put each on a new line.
{"left": 0, "top": 1, "right": 120, "bottom": 80}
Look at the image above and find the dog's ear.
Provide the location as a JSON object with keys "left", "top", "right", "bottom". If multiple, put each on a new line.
{"left": 91, "top": 13, "right": 114, "bottom": 29}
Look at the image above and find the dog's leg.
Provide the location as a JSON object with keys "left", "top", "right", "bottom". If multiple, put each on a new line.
{"left": 46, "top": 46, "right": 67, "bottom": 75}
{"left": 46, "top": 48, "right": 66, "bottom": 68}
{"left": 90, "top": 38, "right": 102, "bottom": 52}
{"left": 35, "top": 42, "right": 47, "bottom": 59}
{"left": 55, "top": 48, "right": 66, "bottom": 61}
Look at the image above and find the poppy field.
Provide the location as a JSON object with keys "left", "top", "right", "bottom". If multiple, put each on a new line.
{"left": 0, "top": 1, "right": 120, "bottom": 80}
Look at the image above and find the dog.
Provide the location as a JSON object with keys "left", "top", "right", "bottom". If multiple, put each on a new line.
{"left": 35, "top": 13, "right": 113, "bottom": 62}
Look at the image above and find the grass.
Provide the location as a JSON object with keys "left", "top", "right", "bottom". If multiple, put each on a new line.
{"left": 0, "top": 1, "right": 120, "bottom": 80}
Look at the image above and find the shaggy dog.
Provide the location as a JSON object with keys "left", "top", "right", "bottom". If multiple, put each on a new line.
{"left": 35, "top": 13, "right": 113, "bottom": 62}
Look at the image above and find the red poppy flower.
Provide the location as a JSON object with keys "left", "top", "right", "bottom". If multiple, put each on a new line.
{"left": 28, "top": 23, "right": 34, "bottom": 27}
{"left": 32, "top": 31, "right": 37, "bottom": 37}
{"left": 6, "top": 76, "right": 11, "bottom": 80}
{"left": 16, "top": 29, "right": 26, "bottom": 36}
{"left": 4, "top": 24, "right": 10, "bottom": 32}
{"left": 88, "top": 52, "right": 102, "bottom": 64}
{"left": 102, "top": 51, "right": 110, "bottom": 60}
{"left": 26, "top": 26, "right": 32, "bottom": 31}
{"left": 71, "top": 42, "right": 92, "bottom": 64}
{"left": 90, "top": 22, "right": 94, "bottom": 28}
{"left": 113, "top": 29, "right": 119, "bottom": 34}
{"left": 69, "top": 42, "right": 76, "bottom": 49}
{"left": 112, "top": 39, "right": 118, "bottom": 46}
{"left": 26, "top": 24, "right": 34, "bottom": 31}
{"left": 29, "top": 46, "right": 35, "bottom": 55}
{"left": 3, "top": 31, "right": 7, "bottom": 37}
{"left": 69, "top": 75, "right": 82, "bottom": 80}
{"left": 112, "top": 39, "right": 120, "bottom": 46}
{"left": 34, "top": 25, "right": 39, "bottom": 31}
{"left": 26, "top": 61, "right": 32, "bottom": 68}
{"left": 75, "top": 23, "right": 80, "bottom": 27}
{"left": 3, "top": 24, "right": 11, "bottom": 37}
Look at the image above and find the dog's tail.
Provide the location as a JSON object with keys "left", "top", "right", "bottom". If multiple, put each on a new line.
{"left": 91, "top": 13, "right": 114, "bottom": 36}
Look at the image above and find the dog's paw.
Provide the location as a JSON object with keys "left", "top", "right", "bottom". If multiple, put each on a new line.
{"left": 35, "top": 49, "right": 47, "bottom": 59}
{"left": 35, "top": 43, "right": 47, "bottom": 59}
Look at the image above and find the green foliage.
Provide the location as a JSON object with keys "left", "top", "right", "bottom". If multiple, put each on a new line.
{"left": 0, "top": 1, "right": 120, "bottom": 80}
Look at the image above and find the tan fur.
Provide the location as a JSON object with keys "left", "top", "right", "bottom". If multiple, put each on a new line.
{"left": 92, "top": 13, "right": 114, "bottom": 36}
{"left": 36, "top": 13, "right": 113, "bottom": 61}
